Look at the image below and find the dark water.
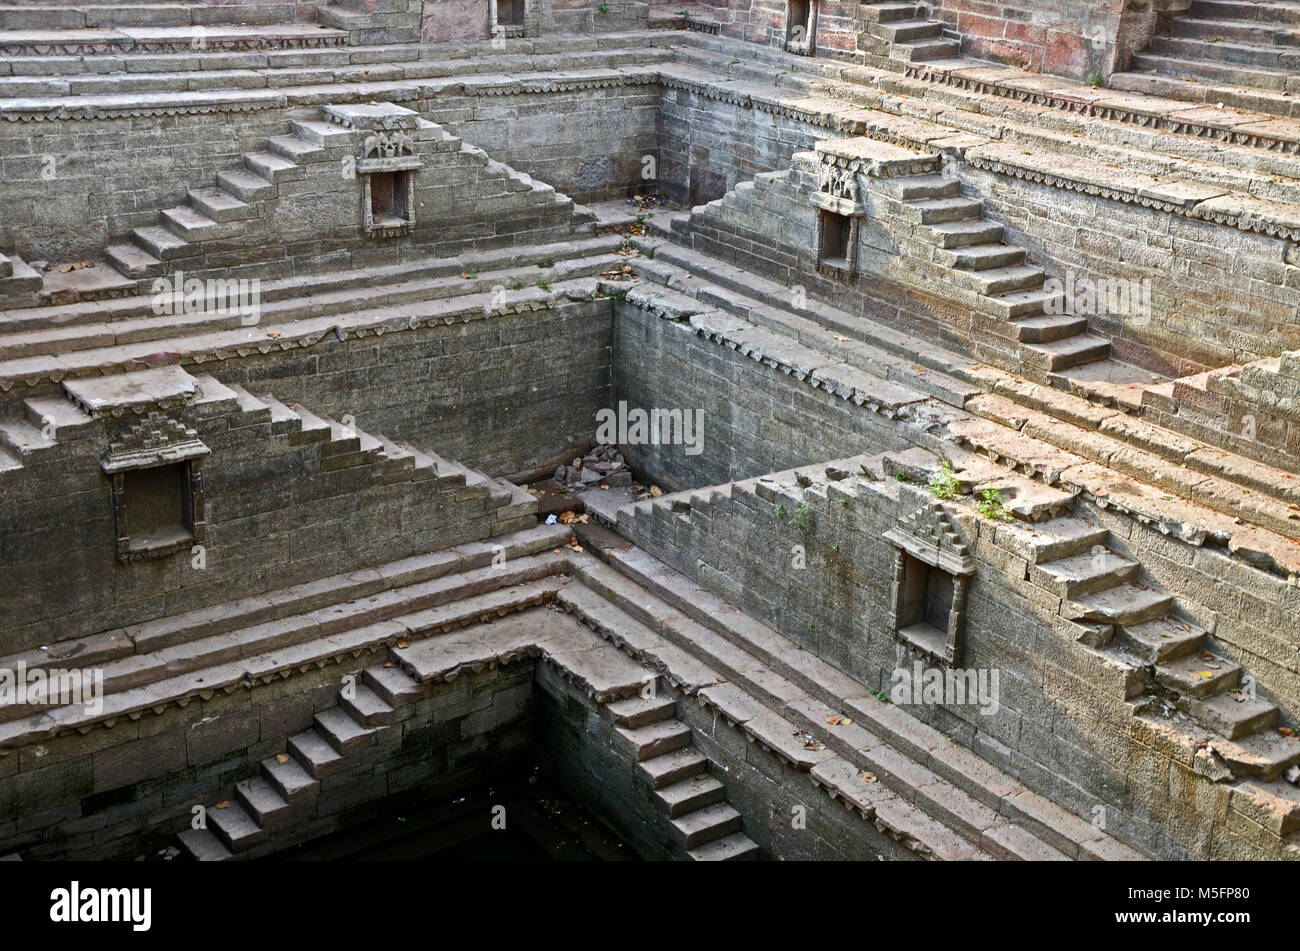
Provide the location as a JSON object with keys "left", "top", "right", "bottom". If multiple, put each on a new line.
{"left": 271, "top": 768, "right": 636, "bottom": 862}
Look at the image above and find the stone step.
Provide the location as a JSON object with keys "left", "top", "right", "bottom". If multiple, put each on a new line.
{"left": 980, "top": 287, "right": 1066, "bottom": 320}
{"left": 890, "top": 37, "right": 961, "bottom": 61}
{"left": 259, "top": 754, "right": 317, "bottom": 805}
{"left": 234, "top": 776, "right": 293, "bottom": 827}
{"left": 0, "top": 418, "right": 56, "bottom": 458}
{"left": 1011, "top": 313, "right": 1089, "bottom": 344}
{"left": 161, "top": 204, "right": 222, "bottom": 240}
{"left": 1028, "top": 550, "right": 1140, "bottom": 598}
{"left": 214, "top": 167, "right": 276, "bottom": 202}
{"left": 923, "top": 218, "right": 1005, "bottom": 248}
{"left": 1191, "top": 0, "right": 1300, "bottom": 25}
{"left": 876, "top": 173, "right": 960, "bottom": 200}
{"left": 687, "top": 831, "right": 761, "bottom": 860}
{"left": 130, "top": 224, "right": 189, "bottom": 261}
{"left": 654, "top": 773, "right": 726, "bottom": 817}
{"left": 637, "top": 747, "right": 710, "bottom": 789}
{"left": 906, "top": 195, "right": 984, "bottom": 224}
{"left": 243, "top": 150, "right": 299, "bottom": 183}
{"left": 207, "top": 801, "right": 265, "bottom": 853}
{"left": 870, "top": 18, "right": 944, "bottom": 43}
{"left": 859, "top": 3, "right": 924, "bottom": 25}
{"left": 942, "top": 243, "right": 1026, "bottom": 271}
{"left": 176, "top": 828, "right": 232, "bottom": 862}
{"left": 186, "top": 186, "right": 254, "bottom": 223}
{"left": 1129, "top": 51, "right": 1292, "bottom": 91}
{"left": 362, "top": 662, "right": 426, "bottom": 707}
{"left": 1118, "top": 616, "right": 1208, "bottom": 662}
{"left": 267, "top": 134, "right": 323, "bottom": 164}
{"left": 613, "top": 719, "right": 692, "bottom": 762}
{"left": 340, "top": 683, "right": 397, "bottom": 726}
{"left": 313, "top": 706, "right": 376, "bottom": 754}
{"left": 957, "top": 263, "right": 1047, "bottom": 297}
{"left": 605, "top": 692, "right": 676, "bottom": 728}
{"left": 105, "top": 242, "right": 163, "bottom": 279}
{"left": 667, "top": 801, "right": 743, "bottom": 848}
{"left": 1021, "top": 334, "right": 1111, "bottom": 371}
{"left": 288, "top": 728, "right": 346, "bottom": 779}
{"left": 1064, "top": 583, "right": 1174, "bottom": 626}
{"left": 1212, "top": 729, "right": 1300, "bottom": 781}
{"left": 1155, "top": 651, "right": 1242, "bottom": 698}
{"left": 1181, "top": 690, "right": 1278, "bottom": 739}
{"left": 1155, "top": 33, "right": 1298, "bottom": 70}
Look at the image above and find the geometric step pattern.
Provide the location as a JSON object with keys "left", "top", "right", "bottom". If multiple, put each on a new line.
{"left": 856, "top": 1, "right": 961, "bottom": 64}
{"left": 1129, "top": 0, "right": 1300, "bottom": 95}
{"left": 879, "top": 171, "right": 1111, "bottom": 372}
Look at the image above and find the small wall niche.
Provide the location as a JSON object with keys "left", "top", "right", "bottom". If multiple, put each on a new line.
{"left": 103, "top": 412, "right": 208, "bottom": 562}
{"left": 785, "top": 0, "right": 816, "bottom": 54}
{"left": 358, "top": 131, "right": 420, "bottom": 239}
{"left": 818, "top": 209, "right": 853, "bottom": 266}
{"left": 884, "top": 495, "right": 975, "bottom": 665}
{"left": 497, "top": 0, "right": 526, "bottom": 27}
{"left": 368, "top": 170, "right": 411, "bottom": 226}
{"left": 492, "top": 0, "right": 528, "bottom": 37}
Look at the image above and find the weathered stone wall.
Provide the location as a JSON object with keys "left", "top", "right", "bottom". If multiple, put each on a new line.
{"left": 618, "top": 444, "right": 1296, "bottom": 859}
{"left": 657, "top": 83, "right": 821, "bottom": 207}
{"left": 0, "top": 299, "right": 610, "bottom": 650}
{"left": 0, "top": 81, "right": 657, "bottom": 266}
{"left": 0, "top": 659, "right": 534, "bottom": 860}
{"left": 611, "top": 299, "right": 914, "bottom": 490}
{"left": 428, "top": 82, "right": 660, "bottom": 204}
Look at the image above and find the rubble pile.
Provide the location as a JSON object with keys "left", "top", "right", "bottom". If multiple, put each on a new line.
{"left": 553, "top": 443, "right": 632, "bottom": 487}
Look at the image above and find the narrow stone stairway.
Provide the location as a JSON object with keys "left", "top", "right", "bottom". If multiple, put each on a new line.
{"left": 856, "top": 2, "right": 959, "bottom": 64}
{"left": 605, "top": 691, "right": 759, "bottom": 859}
{"left": 1129, "top": 0, "right": 1300, "bottom": 94}
{"left": 877, "top": 170, "right": 1112, "bottom": 373}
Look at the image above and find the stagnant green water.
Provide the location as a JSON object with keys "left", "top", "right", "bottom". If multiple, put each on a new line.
{"left": 269, "top": 768, "right": 636, "bottom": 861}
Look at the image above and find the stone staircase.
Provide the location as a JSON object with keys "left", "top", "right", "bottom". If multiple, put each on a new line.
{"left": 7, "top": 105, "right": 593, "bottom": 309}
{"left": 855, "top": 1, "right": 959, "bottom": 65}
{"left": 0, "top": 389, "right": 92, "bottom": 475}
{"left": 0, "top": 3, "right": 346, "bottom": 56}
{"left": 617, "top": 236, "right": 1300, "bottom": 574}
{"left": 569, "top": 503, "right": 1144, "bottom": 859}
{"left": 612, "top": 452, "right": 1300, "bottom": 854}
{"left": 1128, "top": 0, "right": 1300, "bottom": 94}
{"left": 875, "top": 169, "right": 1112, "bottom": 374}
{"left": 604, "top": 691, "right": 759, "bottom": 859}
{"left": 0, "top": 235, "right": 621, "bottom": 364}
{"left": 176, "top": 599, "right": 760, "bottom": 861}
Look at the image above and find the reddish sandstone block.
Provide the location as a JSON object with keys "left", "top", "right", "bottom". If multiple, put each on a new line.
{"left": 1044, "top": 29, "right": 1092, "bottom": 80}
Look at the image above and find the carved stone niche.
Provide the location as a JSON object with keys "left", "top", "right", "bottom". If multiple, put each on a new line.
{"left": 884, "top": 496, "right": 975, "bottom": 666}
{"left": 359, "top": 130, "right": 420, "bottom": 238}
{"left": 785, "top": 0, "right": 817, "bottom": 55}
{"left": 491, "top": 0, "right": 529, "bottom": 37}
{"left": 102, "top": 412, "right": 209, "bottom": 563}
{"left": 811, "top": 159, "right": 863, "bottom": 280}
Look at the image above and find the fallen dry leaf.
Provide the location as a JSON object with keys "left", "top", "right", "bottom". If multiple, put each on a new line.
{"left": 859, "top": 771, "right": 878, "bottom": 783}
{"left": 215, "top": 801, "right": 230, "bottom": 809}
